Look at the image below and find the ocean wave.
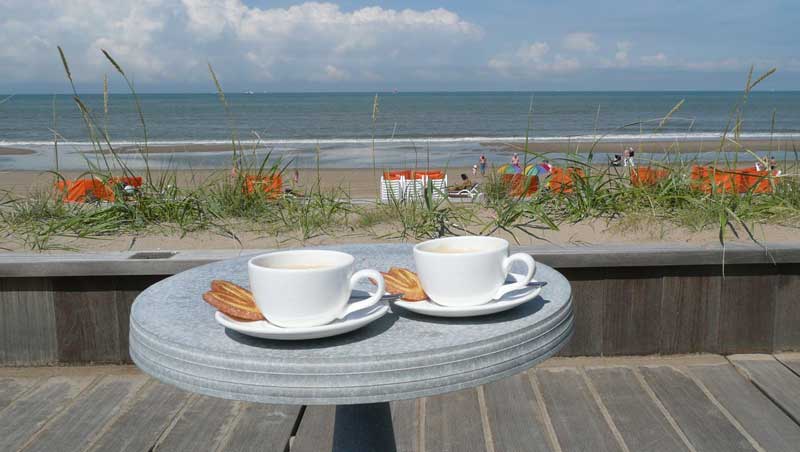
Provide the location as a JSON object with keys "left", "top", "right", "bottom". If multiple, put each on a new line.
{"left": 1, "top": 132, "right": 797, "bottom": 148}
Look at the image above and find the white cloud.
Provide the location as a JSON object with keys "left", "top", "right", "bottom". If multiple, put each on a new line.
{"left": 640, "top": 53, "right": 669, "bottom": 66}
{"left": 562, "top": 32, "right": 597, "bottom": 52}
{"left": 615, "top": 41, "right": 632, "bottom": 65}
{"left": 489, "top": 41, "right": 580, "bottom": 78}
{"left": 0, "top": 1, "right": 481, "bottom": 87}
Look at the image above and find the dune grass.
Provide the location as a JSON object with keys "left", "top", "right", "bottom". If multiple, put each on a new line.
{"left": 0, "top": 54, "right": 798, "bottom": 252}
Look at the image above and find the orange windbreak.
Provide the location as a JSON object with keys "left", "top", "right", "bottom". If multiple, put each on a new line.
{"left": 630, "top": 167, "right": 669, "bottom": 186}
{"left": 548, "top": 167, "right": 584, "bottom": 193}
{"left": 55, "top": 178, "right": 116, "bottom": 202}
{"left": 243, "top": 175, "right": 283, "bottom": 197}
{"left": 502, "top": 174, "right": 539, "bottom": 197}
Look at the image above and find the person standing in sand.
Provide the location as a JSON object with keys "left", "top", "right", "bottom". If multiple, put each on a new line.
{"left": 511, "top": 153, "right": 521, "bottom": 173}
{"left": 479, "top": 154, "right": 487, "bottom": 176}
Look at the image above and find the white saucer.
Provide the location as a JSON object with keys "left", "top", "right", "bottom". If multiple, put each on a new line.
{"left": 393, "top": 273, "right": 542, "bottom": 318}
{"left": 215, "top": 299, "right": 389, "bottom": 340}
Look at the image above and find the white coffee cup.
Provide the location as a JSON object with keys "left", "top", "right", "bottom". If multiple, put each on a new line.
{"left": 413, "top": 236, "right": 536, "bottom": 307}
{"left": 248, "top": 250, "right": 386, "bottom": 328}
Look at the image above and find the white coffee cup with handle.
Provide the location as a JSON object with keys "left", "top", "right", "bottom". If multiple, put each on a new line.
{"left": 413, "top": 236, "right": 536, "bottom": 307}
{"left": 248, "top": 250, "right": 386, "bottom": 328}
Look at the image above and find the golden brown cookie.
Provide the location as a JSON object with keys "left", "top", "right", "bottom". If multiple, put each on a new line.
{"left": 381, "top": 267, "right": 427, "bottom": 302}
{"left": 202, "top": 281, "right": 264, "bottom": 321}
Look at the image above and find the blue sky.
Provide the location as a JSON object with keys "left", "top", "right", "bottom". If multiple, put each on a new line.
{"left": 1, "top": 0, "right": 798, "bottom": 93}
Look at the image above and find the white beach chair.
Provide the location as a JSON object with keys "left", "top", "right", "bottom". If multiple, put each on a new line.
{"left": 380, "top": 175, "right": 404, "bottom": 203}
{"left": 404, "top": 175, "right": 426, "bottom": 201}
{"left": 428, "top": 175, "right": 447, "bottom": 201}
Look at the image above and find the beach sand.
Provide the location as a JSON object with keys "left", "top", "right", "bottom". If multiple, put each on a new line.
{"left": 0, "top": 147, "right": 36, "bottom": 155}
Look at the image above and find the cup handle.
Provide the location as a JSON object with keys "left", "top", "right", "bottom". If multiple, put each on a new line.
{"left": 339, "top": 269, "right": 386, "bottom": 319}
{"left": 493, "top": 253, "right": 536, "bottom": 299}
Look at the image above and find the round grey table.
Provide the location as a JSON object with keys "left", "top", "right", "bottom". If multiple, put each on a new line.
{"left": 130, "top": 244, "right": 573, "bottom": 451}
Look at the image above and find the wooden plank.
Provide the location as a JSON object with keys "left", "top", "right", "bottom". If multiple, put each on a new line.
{"left": 689, "top": 362, "right": 800, "bottom": 452}
{"left": 730, "top": 355, "right": 800, "bottom": 423}
{"left": 88, "top": 380, "right": 192, "bottom": 452}
{"left": 602, "top": 268, "right": 663, "bottom": 356}
{"left": 0, "top": 375, "right": 96, "bottom": 451}
{"left": 53, "top": 277, "right": 121, "bottom": 363}
{"left": 639, "top": 366, "right": 755, "bottom": 451}
{"left": 291, "top": 406, "right": 335, "bottom": 452}
{"left": 114, "top": 275, "right": 164, "bottom": 363}
{"left": 535, "top": 368, "right": 622, "bottom": 452}
{"left": 218, "top": 402, "right": 301, "bottom": 452}
{"left": 21, "top": 373, "right": 147, "bottom": 452}
{"left": 586, "top": 367, "right": 688, "bottom": 451}
{"left": 0, "top": 277, "right": 58, "bottom": 365}
{"left": 556, "top": 269, "right": 604, "bottom": 356}
{"left": 659, "top": 267, "right": 721, "bottom": 354}
{"left": 391, "top": 399, "right": 420, "bottom": 452}
{"left": 425, "top": 388, "right": 487, "bottom": 452}
{"left": 153, "top": 395, "right": 240, "bottom": 452}
{"left": 777, "top": 354, "right": 800, "bottom": 375}
{"left": 483, "top": 373, "right": 554, "bottom": 452}
{"left": 0, "top": 376, "right": 40, "bottom": 411}
{"left": 774, "top": 265, "right": 800, "bottom": 351}
{"left": 719, "top": 267, "right": 777, "bottom": 354}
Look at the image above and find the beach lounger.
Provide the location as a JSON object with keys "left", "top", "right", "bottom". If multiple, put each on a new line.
{"left": 380, "top": 171, "right": 406, "bottom": 203}
{"left": 448, "top": 183, "right": 481, "bottom": 200}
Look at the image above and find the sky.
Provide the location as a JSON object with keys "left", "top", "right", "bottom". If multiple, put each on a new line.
{"left": 1, "top": 0, "right": 799, "bottom": 93}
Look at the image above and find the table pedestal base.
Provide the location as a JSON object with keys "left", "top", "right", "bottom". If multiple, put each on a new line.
{"left": 333, "top": 402, "right": 397, "bottom": 452}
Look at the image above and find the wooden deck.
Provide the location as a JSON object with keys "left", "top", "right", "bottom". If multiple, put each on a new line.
{"left": 2, "top": 354, "right": 800, "bottom": 451}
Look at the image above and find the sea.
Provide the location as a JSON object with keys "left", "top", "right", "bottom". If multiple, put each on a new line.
{"left": 1, "top": 91, "right": 798, "bottom": 171}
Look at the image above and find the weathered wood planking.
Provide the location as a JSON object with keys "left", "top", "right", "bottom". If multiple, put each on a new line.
{"left": 535, "top": 368, "right": 622, "bottom": 452}
{"left": 639, "top": 366, "right": 756, "bottom": 451}
{"left": 482, "top": 373, "right": 555, "bottom": 452}
{"left": 0, "top": 375, "right": 97, "bottom": 451}
{"left": 0, "top": 376, "right": 40, "bottom": 411}
{"left": 88, "top": 379, "right": 192, "bottom": 452}
{"left": 555, "top": 269, "right": 604, "bottom": 356}
{"left": 774, "top": 265, "right": 800, "bottom": 351}
{"left": 0, "top": 278, "right": 58, "bottom": 365}
{"left": 20, "top": 373, "right": 148, "bottom": 452}
{"left": 425, "top": 388, "right": 487, "bottom": 452}
{"left": 114, "top": 276, "right": 165, "bottom": 363}
{"left": 153, "top": 394, "right": 241, "bottom": 451}
{"left": 775, "top": 353, "right": 800, "bottom": 375}
{"left": 602, "top": 268, "right": 664, "bottom": 356}
{"left": 688, "top": 362, "right": 800, "bottom": 452}
{"left": 391, "top": 399, "right": 421, "bottom": 452}
{"left": 218, "top": 402, "right": 302, "bottom": 452}
{"left": 52, "top": 277, "right": 122, "bottom": 363}
{"left": 719, "top": 266, "right": 778, "bottom": 354}
{"left": 291, "top": 406, "right": 336, "bottom": 452}
{"left": 659, "top": 267, "right": 721, "bottom": 354}
{"left": 586, "top": 366, "right": 688, "bottom": 451}
{"left": 730, "top": 355, "right": 800, "bottom": 423}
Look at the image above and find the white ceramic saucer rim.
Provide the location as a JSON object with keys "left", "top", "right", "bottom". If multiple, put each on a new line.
{"left": 396, "top": 273, "right": 541, "bottom": 311}
{"left": 215, "top": 302, "right": 389, "bottom": 334}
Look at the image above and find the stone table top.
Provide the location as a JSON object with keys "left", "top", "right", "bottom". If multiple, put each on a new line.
{"left": 130, "top": 244, "right": 574, "bottom": 405}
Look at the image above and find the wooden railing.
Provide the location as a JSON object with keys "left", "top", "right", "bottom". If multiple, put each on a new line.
{"left": 1, "top": 243, "right": 798, "bottom": 365}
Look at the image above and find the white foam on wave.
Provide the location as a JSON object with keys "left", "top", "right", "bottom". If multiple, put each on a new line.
{"left": 1, "top": 131, "right": 797, "bottom": 148}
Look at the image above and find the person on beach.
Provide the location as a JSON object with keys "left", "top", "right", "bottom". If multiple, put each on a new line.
{"left": 755, "top": 160, "right": 765, "bottom": 171}
{"left": 610, "top": 154, "right": 622, "bottom": 166}
{"left": 449, "top": 173, "right": 473, "bottom": 191}
{"left": 623, "top": 147, "right": 635, "bottom": 168}
{"left": 479, "top": 154, "right": 487, "bottom": 176}
{"left": 511, "top": 153, "right": 522, "bottom": 173}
